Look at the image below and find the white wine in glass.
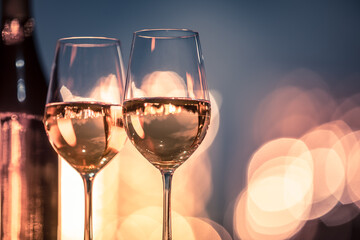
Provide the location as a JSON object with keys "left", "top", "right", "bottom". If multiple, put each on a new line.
{"left": 45, "top": 102, "right": 123, "bottom": 173}
{"left": 43, "top": 37, "right": 126, "bottom": 240}
{"left": 123, "top": 29, "right": 211, "bottom": 240}
{"left": 123, "top": 97, "right": 210, "bottom": 169}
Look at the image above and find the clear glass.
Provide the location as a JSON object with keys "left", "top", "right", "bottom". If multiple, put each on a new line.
{"left": 123, "top": 29, "right": 211, "bottom": 240}
{"left": 43, "top": 37, "right": 126, "bottom": 240}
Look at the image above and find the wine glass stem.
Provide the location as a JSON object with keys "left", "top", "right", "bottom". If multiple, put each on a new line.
{"left": 82, "top": 174, "right": 94, "bottom": 240}
{"left": 161, "top": 170, "right": 174, "bottom": 240}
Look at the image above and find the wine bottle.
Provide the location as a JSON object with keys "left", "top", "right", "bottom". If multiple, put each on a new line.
{"left": 0, "top": 0, "right": 59, "bottom": 239}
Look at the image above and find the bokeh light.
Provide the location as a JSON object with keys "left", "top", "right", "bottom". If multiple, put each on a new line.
{"left": 59, "top": 76, "right": 225, "bottom": 239}
{"left": 59, "top": 72, "right": 360, "bottom": 239}
{"left": 234, "top": 78, "right": 360, "bottom": 239}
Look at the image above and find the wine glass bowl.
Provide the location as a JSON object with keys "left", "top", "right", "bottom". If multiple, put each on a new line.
{"left": 123, "top": 97, "right": 210, "bottom": 170}
{"left": 43, "top": 37, "right": 126, "bottom": 240}
{"left": 44, "top": 102, "right": 122, "bottom": 174}
{"left": 44, "top": 37, "right": 125, "bottom": 175}
{"left": 124, "top": 29, "right": 211, "bottom": 170}
{"left": 123, "top": 29, "right": 211, "bottom": 240}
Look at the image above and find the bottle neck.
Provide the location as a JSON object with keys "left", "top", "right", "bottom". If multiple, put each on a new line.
{"left": 0, "top": 0, "right": 47, "bottom": 116}
{"left": 1, "top": 0, "right": 34, "bottom": 45}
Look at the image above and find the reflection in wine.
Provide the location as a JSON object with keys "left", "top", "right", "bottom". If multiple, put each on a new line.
{"left": 44, "top": 102, "right": 125, "bottom": 174}
{"left": 123, "top": 97, "right": 211, "bottom": 170}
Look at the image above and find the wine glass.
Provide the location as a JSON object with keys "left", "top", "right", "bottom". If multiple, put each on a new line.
{"left": 123, "top": 29, "right": 211, "bottom": 240}
{"left": 43, "top": 37, "right": 126, "bottom": 240}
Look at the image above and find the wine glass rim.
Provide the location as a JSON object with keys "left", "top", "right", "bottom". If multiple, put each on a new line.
{"left": 134, "top": 29, "right": 199, "bottom": 39}
{"left": 57, "top": 36, "right": 120, "bottom": 46}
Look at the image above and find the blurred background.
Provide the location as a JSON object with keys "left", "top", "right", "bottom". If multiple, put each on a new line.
{"left": 26, "top": 0, "right": 360, "bottom": 239}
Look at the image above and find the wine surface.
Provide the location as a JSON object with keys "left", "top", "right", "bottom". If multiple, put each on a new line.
{"left": 123, "top": 98, "right": 211, "bottom": 170}
{"left": 44, "top": 102, "right": 126, "bottom": 174}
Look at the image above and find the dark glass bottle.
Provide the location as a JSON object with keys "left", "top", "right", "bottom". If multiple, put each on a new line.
{"left": 0, "top": 0, "right": 59, "bottom": 239}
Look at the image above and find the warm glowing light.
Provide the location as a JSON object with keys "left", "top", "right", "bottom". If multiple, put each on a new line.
{"left": 130, "top": 114, "right": 145, "bottom": 138}
{"left": 112, "top": 140, "right": 213, "bottom": 217}
{"left": 61, "top": 158, "right": 84, "bottom": 240}
{"left": 117, "top": 207, "right": 195, "bottom": 240}
{"left": 9, "top": 119, "right": 21, "bottom": 237}
{"left": 10, "top": 20, "right": 20, "bottom": 36}
{"left": 194, "top": 218, "right": 232, "bottom": 240}
{"left": 10, "top": 171, "right": 21, "bottom": 238}
{"left": 151, "top": 37, "right": 156, "bottom": 52}
{"left": 129, "top": 69, "right": 208, "bottom": 99}
{"left": 237, "top": 74, "right": 360, "bottom": 237}
{"left": 186, "top": 72, "right": 196, "bottom": 98}
{"left": 248, "top": 162, "right": 311, "bottom": 212}
{"left": 234, "top": 190, "right": 307, "bottom": 240}
{"left": 173, "top": 153, "right": 212, "bottom": 216}
{"left": 60, "top": 74, "right": 126, "bottom": 239}
{"left": 2, "top": 19, "right": 25, "bottom": 44}
{"left": 90, "top": 74, "right": 122, "bottom": 103}
{"left": 93, "top": 154, "right": 123, "bottom": 239}
{"left": 247, "top": 138, "right": 312, "bottom": 182}
{"left": 237, "top": 152, "right": 313, "bottom": 239}
{"left": 168, "top": 103, "right": 176, "bottom": 114}
{"left": 344, "top": 131, "right": 360, "bottom": 205}
{"left": 298, "top": 123, "right": 348, "bottom": 219}
{"left": 57, "top": 118, "right": 77, "bottom": 147}
{"left": 139, "top": 71, "right": 187, "bottom": 97}
{"left": 115, "top": 212, "right": 231, "bottom": 240}
{"left": 112, "top": 142, "right": 162, "bottom": 215}
{"left": 59, "top": 75, "right": 221, "bottom": 238}
{"left": 331, "top": 131, "right": 360, "bottom": 205}
{"left": 69, "top": 46, "right": 77, "bottom": 67}
{"left": 248, "top": 156, "right": 313, "bottom": 213}
{"left": 9, "top": 118, "right": 22, "bottom": 238}
{"left": 192, "top": 92, "right": 220, "bottom": 157}
{"left": 300, "top": 121, "right": 351, "bottom": 149}
{"left": 184, "top": 217, "right": 222, "bottom": 240}
{"left": 234, "top": 191, "right": 252, "bottom": 240}
{"left": 305, "top": 148, "right": 345, "bottom": 219}
{"left": 235, "top": 136, "right": 316, "bottom": 239}
{"left": 107, "top": 106, "right": 128, "bottom": 150}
